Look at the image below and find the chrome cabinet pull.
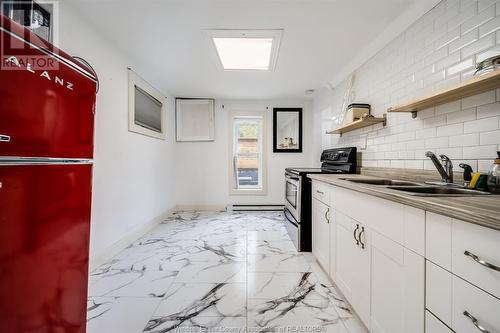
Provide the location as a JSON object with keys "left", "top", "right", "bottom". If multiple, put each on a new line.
{"left": 359, "top": 227, "right": 365, "bottom": 249}
{"left": 463, "top": 311, "right": 490, "bottom": 333}
{"left": 324, "top": 208, "right": 330, "bottom": 224}
{"left": 316, "top": 190, "right": 324, "bottom": 195}
{"left": 353, "top": 224, "right": 360, "bottom": 245}
{"left": 0, "top": 135, "right": 10, "bottom": 142}
{"left": 464, "top": 251, "right": 500, "bottom": 272}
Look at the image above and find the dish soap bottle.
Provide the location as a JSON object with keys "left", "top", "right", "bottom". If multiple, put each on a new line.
{"left": 487, "top": 151, "right": 500, "bottom": 193}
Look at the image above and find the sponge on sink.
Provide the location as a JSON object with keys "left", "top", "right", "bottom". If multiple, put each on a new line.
{"left": 469, "top": 173, "right": 489, "bottom": 190}
{"left": 469, "top": 173, "right": 481, "bottom": 189}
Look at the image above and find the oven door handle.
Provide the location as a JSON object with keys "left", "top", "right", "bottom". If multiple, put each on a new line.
{"left": 285, "top": 174, "right": 300, "bottom": 181}
{"left": 284, "top": 209, "right": 298, "bottom": 227}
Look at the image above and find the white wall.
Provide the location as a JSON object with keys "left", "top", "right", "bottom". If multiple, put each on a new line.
{"left": 175, "top": 100, "right": 313, "bottom": 209}
{"left": 58, "top": 3, "right": 177, "bottom": 264}
{"left": 314, "top": 0, "right": 500, "bottom": 172}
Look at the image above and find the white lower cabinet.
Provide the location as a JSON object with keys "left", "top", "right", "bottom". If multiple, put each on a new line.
{"left": 311, "top": 180, "right": 499, "bottom": 333}
{"left": 312, "top": 197, "right": 330, "bottom": 273}
{"left": 425, "top": 311, "right": 453, "bottom": 333}
{"left": 370, "top": 231, "right": 424, "bottom": 333}
{"left": 336, "top": 211, "right": 371, "bottom": 329}
{"left": 452, "top": 276, "right": 500, "bottom": 333}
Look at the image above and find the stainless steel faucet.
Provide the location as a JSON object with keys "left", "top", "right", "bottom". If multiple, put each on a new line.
{"left": 425, "top": 151, "right": 453, "bottom": 184}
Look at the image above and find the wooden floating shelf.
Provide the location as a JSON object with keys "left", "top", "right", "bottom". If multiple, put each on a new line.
{"left": 327, "top": 115, "right": 386, "bottom": 135}
{"left": 388, "top": 69, "right": 500, "bottom": 116}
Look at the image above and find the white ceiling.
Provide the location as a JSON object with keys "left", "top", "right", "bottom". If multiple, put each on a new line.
{"left": 67, "top": 0, "right": 437, "bottom": 100}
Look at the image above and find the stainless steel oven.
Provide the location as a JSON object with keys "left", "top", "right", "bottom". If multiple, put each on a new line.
{"left": 284, "top": 172, "right": 301, "bottom": 223}
{"left": 284, "top": 147, "right": 358, "bottom": 252}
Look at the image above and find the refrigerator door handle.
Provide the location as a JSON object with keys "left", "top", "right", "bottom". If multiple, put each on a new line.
{"left": 0, "top": 157, "right": 93, "bottom": 165}
{"left": 0, "top": 134, "right": 11, "bottom": 142}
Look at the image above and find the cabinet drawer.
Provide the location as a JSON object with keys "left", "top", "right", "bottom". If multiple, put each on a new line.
{"left": 312, "top": 181, "right": 330, "bottom": 205}
{"left": 426, "top": 260, "right": 452, "bottom": 326}
{"left": 452, "top": 219, "right": 500, "bottom": 299}
{"left": 452, "top": 276, "right": 500, "bottom": 333}
{"left": 426, "top": 311, "right": 453, "bottom": 333}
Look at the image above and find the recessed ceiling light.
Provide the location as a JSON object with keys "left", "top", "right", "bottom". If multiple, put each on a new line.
{"left": 207, "top": 30, "right": 283, "bottom": 71}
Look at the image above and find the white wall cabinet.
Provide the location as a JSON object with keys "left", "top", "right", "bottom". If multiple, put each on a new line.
{"left": 312, "top": 197, "right": 330, "bottom": 272}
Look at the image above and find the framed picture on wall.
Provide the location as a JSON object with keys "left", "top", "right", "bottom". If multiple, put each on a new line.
{"left": 273, "top": 108, "right": 302, "bottom": 153}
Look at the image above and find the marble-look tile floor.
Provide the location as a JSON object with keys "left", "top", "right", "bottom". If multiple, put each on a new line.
{"left": 87, "top": 211, "right": 367, "bottom": 333}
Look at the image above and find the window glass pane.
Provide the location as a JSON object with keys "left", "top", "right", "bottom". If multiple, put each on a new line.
{"left": 233, "top": 116, "right": 262, "bottom": 190}
{"left": 134, "top": 85, "right": 163, "bottom": 133}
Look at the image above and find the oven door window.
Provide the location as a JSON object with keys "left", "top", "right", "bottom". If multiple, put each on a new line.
{"left": 286, "top": 180, "right": 298, "bottom": 208}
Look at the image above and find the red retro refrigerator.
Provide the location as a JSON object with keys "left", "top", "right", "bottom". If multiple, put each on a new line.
{"left": 0, "top": 15, "right": 97, "bottom": 333}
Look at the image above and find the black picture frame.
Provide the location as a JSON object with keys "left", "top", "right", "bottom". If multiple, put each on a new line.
{"left": 273, "top": 108, "right": 303, "bottom": 153}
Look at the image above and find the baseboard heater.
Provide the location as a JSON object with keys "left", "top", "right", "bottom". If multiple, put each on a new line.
{"left": 227, "top": 204, "right": 285, "bottom": 212}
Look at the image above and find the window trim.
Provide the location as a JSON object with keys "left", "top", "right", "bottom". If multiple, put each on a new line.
{"left": 128, "top": 68, "right": 167, "bottom": 140}
{"left": 228, "top": 110, "right": 268, "bottom": 196}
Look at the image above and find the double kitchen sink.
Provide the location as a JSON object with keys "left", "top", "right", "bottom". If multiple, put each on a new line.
{"left": 341, "top": 178, "right": 490, "bottom": 196}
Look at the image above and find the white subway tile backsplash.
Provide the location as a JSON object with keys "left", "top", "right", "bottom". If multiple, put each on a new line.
{"left": 461, "top": 33, "right": 495, "bottom": 58}
{"left": 434, "top": 27, "right": 461, "bottom": 50}
{"left": 437, "top": 123, "right": 464, "bottom": 136}
{"left": 463, "top": 145, "right": 498, "bottom": 158}
{"left": 479, "top": 13, "right": 500, "bottom": 37}
{"left": 449, "top": 133, "right": 481, "bottom": 146}
{"left": 406, "top": 139, "right": 426, "bottom": 150}
{"left": 434, "top": 52, "right": 461, "bottom": 71}
{"left": 377, "top": 160, "right": 391, "bottom": 168}
{"left": 424, "top": 115, "right": 447, "bottom": 128}
{"left": 362, "top": 160, "right": 378, "bottom": 168}
{"left": 446, "top": 108, "right": 477, "bottom": 124}
{"left": 425, "top": 137, "right": 450, "bottom": 148}
{"left": 405, "top": 160, "right": 424, "bottom": 169}
{"left": 478, "top": 159, "right": 493, "bottom": 171}
{"left": 448, "top": 2, "right": 478, "bottom": 30}
{"left": 385, "top": 151, "right": 399, "bottom": 159}
{"left": 480, "top": 129, "right": 500, "bottom": 144}
{"left": 462, "top": 90, "right": 496, "bottom": 108}
{"left": 416, "top": 127, "right": 438, "bottom": 139}
{"left": 399, "top": 150, "right": 416, "bottom": 159}
{"left": 477, "top": 102, "right": 500, "bottom": 118}
{"left": 446, "top": 58, "right": 475, "bottom": 76}
{"left": 436, "top": 147, "right": 463, "bottom": 158}
{"left": 463, "top": 116, "right": 499, "bottom": 133}
{"left": 478, "top": 0, "right": 496, "bottom": 12}
{"left": 435, "top": 100, "right": 462, "bottom": 115}
{"left": 448, "top": 29, "right": 478, "bottom": 53}
{"left": 391, "top": 160, "right": 405, "bottom": 168}
{"left": 325, "top": 0, "right": 500, "bottom": 171}
{"left": 461, "top": 4, "right": 494, "bottom": 35}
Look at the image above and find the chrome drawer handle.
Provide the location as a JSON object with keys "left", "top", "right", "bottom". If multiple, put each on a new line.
{"left": 463, "top": 311, "right": 490, "bottom": 333}
{"left": 0, "top": 135, "right": 10, "bottom": 142}
{"left": 316, "top": 190, "right": 324, "bottom": 195}
{"left": 464, "top": 251, "right": 500, "bottom": 272}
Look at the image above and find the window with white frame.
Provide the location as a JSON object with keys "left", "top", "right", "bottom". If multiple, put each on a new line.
{"left": 229, "top": 111, "right": 267, "bottom": 195}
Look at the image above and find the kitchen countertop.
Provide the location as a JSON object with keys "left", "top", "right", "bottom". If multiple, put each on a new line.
{"left": 308, "top": 173, "right": 500, "bottom": 232}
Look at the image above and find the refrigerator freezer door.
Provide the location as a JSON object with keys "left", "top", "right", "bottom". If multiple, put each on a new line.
{"left": 0, "top": 164, "right": 92, "bottom": 333}
{"left": 0, "top": 24, "right": 97, "bottom": 159}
